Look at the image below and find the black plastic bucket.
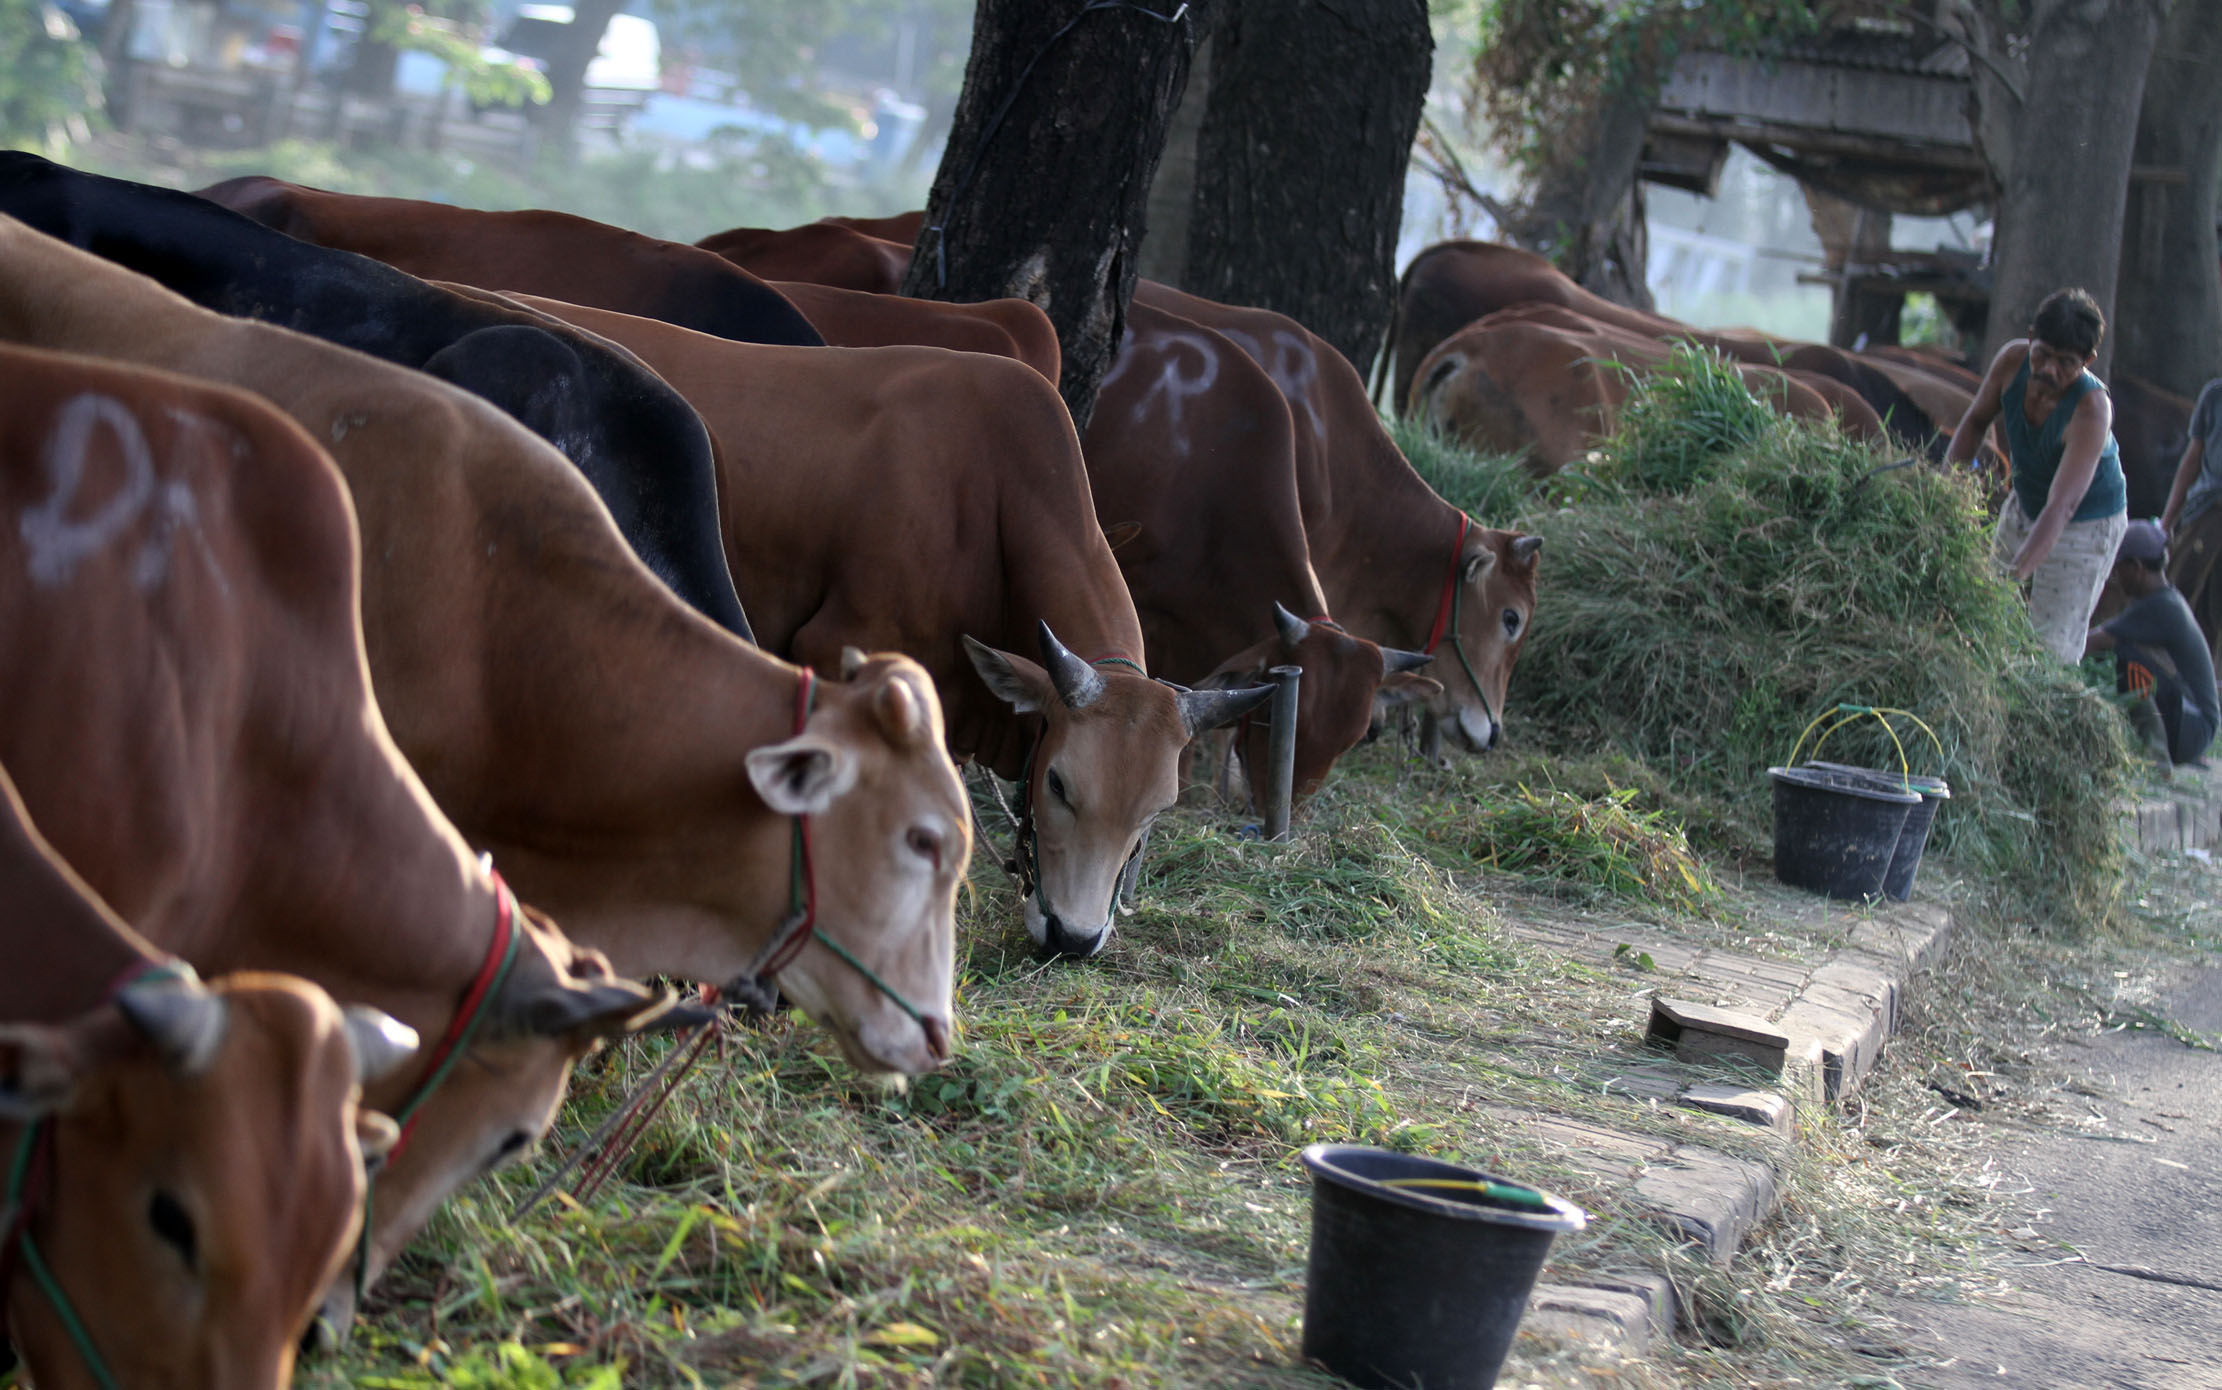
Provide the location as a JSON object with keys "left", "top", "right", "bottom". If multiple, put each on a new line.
{"left": 1299, "top": 1144, "right": 1588, "bottom": 1390}
{"left": 1768, "top": 765, "right": 1919, "bottom": 901}
{"left": 1801, "top": 762, "right": 1951, "bottom": 901}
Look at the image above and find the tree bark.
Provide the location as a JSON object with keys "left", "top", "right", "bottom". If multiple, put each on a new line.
{"left": 534, "top": 0, "right": 626, "bottom": 161}
{"left": 1504, "top": 83, "right": 1656, "bottom": 311}
{"left": 2112, "top": 0, "right": 2222, "bottom": 399}
{"left": 901, "top": 0, "right": 1205, "bottom": 433}
{"left": 1172, "top": 0, "right": 1431, "bottom": 372}
{"left": 1974, "top": 0, "right": 2168, "bottom": 378}
{"left": 1137, "top": 31, "right": 1209, "bottom": 287}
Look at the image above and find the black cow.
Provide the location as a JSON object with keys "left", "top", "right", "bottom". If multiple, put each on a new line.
{"left": 0, "top": 152, "right": 755, "bottom": 643}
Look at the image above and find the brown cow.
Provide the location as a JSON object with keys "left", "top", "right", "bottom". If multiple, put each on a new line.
{"left": 696, "top": 222, "right": 911, "bottom": 294}
{"left": 1114, "top": 282, "right": 1543, "bottom": 755}
{"left": 1086, "top": 299, "right": 1438, "bottom": 808}
{"left": 197, "top": 175, "right": 822, "bottom": 348}
{"left": 766, "top": 279, "right": 1062, "bottom": 385}
{"left": 499, "top": 293, "right": 1273, "bottom": 957}
{"left": 820, "top": 211, "right": 928, "bottom": 245}
{"left": 0, "top": 337, "right": 689, "bottom": 1334}
{"left": 0, "top": 761, "right": 407, "bottom": 1389}
{"left": 1384, "top": 240, "right": 1941, "bottom": 453}
{"left": 0, "top": 261, "right": 965, "bottom": 1345}
{"left": 1407, "top": 304, "right": 1877, "bottom": 472}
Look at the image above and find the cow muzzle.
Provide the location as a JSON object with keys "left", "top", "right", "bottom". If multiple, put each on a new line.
{"left": 1026, "top": 896, "right": 1110, "bottom": 959}
{"left": 1449, "top": 704, "right": 1500, "bottom": 753}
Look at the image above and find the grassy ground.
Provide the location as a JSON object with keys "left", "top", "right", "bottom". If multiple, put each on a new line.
{"left": 278, "top": 740, "right": 2034, "bottom": 1390}
{"left": 274, "top": 360, "right": 2166, "bottom": 1390}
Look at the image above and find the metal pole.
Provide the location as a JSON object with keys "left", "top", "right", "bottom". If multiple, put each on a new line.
{"left": 1264, "top": 664, "right": 1301, "bottom": 842}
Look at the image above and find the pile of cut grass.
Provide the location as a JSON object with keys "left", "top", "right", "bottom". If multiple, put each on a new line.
{"left": 1394, "top": 351, "right": 2131, "bottom": 934}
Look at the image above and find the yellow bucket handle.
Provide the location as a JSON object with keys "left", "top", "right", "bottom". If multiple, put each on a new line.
{"left": 1786, "top": 704, "right": 1946, "bottom": 787}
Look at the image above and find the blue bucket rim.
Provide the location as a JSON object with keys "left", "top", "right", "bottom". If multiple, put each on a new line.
{"left": 1768, "top": 765, "right": 1920, "bottom": 805}
{"left": 1300, "top": 1144, "right": 1588, "bottom": 1233}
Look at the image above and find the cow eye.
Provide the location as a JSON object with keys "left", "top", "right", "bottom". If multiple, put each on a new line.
{"left": 1503, "top": 609, "right": 1524, "bottom": 639}
{"left": 149, "top": 1189, "right": 198, "bottom": 1270}
{"left": 1045, "top": 769, "right": 1069, "bottom": 806}
{"left": 493, "top": 1130, "right": 532, "bottom": 1165}
{"left": 906, "top": 826, "right": 942, "bottom": 869}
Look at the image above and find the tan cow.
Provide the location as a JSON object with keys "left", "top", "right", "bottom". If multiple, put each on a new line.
{"left": 0, "top": 336, "right": 695, "bottom": 1334}
{"left": 0, "top": 761, "right": 408, "bottom": 1389}
{"left": 0, "top": 227, "right": 966, "bottom": 1106}
{"left": 498, "top": 294, "right": 1272, "bottom": 958}
{"left": 1406, "top": 304, "right": 1878, "bottom": 472}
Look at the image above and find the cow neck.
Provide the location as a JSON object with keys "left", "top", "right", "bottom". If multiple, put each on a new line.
{"left": 1421, "top": 512, "right": 1501, "bottom": 731}
{"left": 1, "top": 959, "right": 196, "bottom": 1390}
{"left": 457, "top": 625, "right": 820, "bottom": 988}
{"left": 219, "top": 770, "right": 500, "bottom": 1093}
{"left": 1305, "top": 431, "right": 1469, "bottom": 651}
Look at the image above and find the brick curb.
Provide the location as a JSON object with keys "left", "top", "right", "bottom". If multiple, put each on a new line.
{"left": 1504, "top": 896, "right": 1957, "bottom": 1358}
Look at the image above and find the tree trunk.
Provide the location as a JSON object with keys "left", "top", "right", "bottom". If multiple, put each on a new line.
{"left": 534, "top": 0, "right": 626, "bottom": 162}
{"left": 1979, "top": 0, "right": 2168, "bottom": 378}
{"left": 902, "top": 0, "right": 1204, "bottom": 433}
{"left": 1504, "top": 83, "right": 1656, "bottom": 310}
{"left": 1137, "top": 31, "right": 1209, "bottom": 287}
{"left": 1173, "top": 0, "right": 1431, "bottom": 372}
{"left": 2112, "top": 0, "right": 2222, "bottom": 399}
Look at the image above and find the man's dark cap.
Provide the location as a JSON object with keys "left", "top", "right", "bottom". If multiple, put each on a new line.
{"left": 2119, "top": 519, "right": 2168, "bottom": 565}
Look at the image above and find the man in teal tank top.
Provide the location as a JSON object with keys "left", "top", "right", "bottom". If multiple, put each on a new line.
{"left": 1943, "top": 287, "right": 2130, "bottom": 662}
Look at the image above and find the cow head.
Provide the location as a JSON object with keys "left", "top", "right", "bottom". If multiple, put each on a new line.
{"left": 966, "top": 622, "right": 1272, "bottom": 958}
{"left": 324, "top": 888, "right": 697, "bottom": 1338}
{"left": 746, "top": 651, "right": 968, "bottom": 1076}
{"left": 1205, "top": 604, "right": 1437, "bottom": 813}
{"left": 0, "top": 972, "right": 408, "bottom": 1390}
{"left": 1433, "top": 529, "right": 1543, "bottom": 754}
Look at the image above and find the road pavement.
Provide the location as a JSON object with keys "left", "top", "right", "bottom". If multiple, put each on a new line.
{"left": 1890, "top": 962, "right": 2222, "bottom": 1388}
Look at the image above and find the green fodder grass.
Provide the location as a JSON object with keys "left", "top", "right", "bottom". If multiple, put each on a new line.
{"left": 305, "top": 756, "right": 1925, "bottom": 1390}
{"left": 1419, "top": 347, "right": 2136, "bottom": 933}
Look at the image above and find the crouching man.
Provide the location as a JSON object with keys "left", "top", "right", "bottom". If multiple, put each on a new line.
{"left": 2086, "top": 519, "right": 2218, "bottom": 768}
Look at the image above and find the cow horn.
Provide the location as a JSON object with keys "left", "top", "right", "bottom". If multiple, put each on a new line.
{"left": 1272, "top": 602, "right": 1310, "bottom": 648}
{"left": 839, "top": 646, "right": 869, "bottom": 679}
{"left": 341, "top": 1004, "right": 420, "bottom": 1085}
{"left": 1511, "top": 534, "right": 1542, "bottom": 564}
{"left": 115, "top": 977, "right": 228, "bottom": 1076}
{"left": 1036, "top": 621, "right": 1105, "bottom": 710}
{"left": 1383, "top": 647, "right": 1435, "bottom": 674}
{"left": 1176, "top": 683, "right": 1275, "bottom": 739}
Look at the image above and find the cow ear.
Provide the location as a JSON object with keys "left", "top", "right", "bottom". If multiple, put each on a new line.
{"left": 1510, "top": 534, "right": 1542, "bottom": 567}
{"left": 839, "top": 646, "right": 870, "bottom": 679}
{"left": 356, "top": 1111, "right": 401, "bottom": 1171}
{"left": 962, "top": 635, "right": 1052, "bottom": 715}
{"left": 0, "top": 1023, "right": 88, "bottom": 1120}
{"left": 1461, "top": 548, "right": 1498, "bottom": 586}
{"left": 1102, "top": 521, "right": 1143, "bottom": 552}
{"left": 747, "top": 735, "right": 859, "bottom": 815}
